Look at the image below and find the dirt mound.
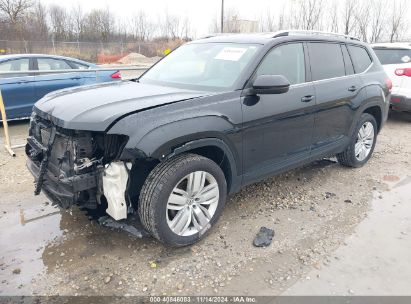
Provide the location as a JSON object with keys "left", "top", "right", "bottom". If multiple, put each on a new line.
{"left": 116, "top": 52, "right": 160, "bottom": 66}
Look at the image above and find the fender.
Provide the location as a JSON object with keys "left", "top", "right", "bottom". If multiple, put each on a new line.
{"left": 165, "top": 137, "right": 241, "bottom": 193}
{"left": 348, "top": 83, "right": 389, "bottom": 136}
{"left": 111, "top": 112, "right": 243, "bottom": 193}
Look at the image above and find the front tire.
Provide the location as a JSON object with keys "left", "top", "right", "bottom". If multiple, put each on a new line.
{"left": 337, "top": 113, "right": 378, "bottom": 168}
{"left": 138, "top": 153, "right": 227, "bottom": 246}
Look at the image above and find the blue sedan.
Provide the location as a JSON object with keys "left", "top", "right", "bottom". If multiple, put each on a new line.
{"left": 0, "top": 54, "right": 121, "bottom": 120}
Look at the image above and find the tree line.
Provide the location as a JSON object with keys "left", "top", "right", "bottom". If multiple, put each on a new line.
{"left": 215, "top": 0, "right": 409, "bottom": 43}
{"left": 0, "top": 0, "right": 193, "bottom": 43}
{"left": 0, "top": 0, "right": 409, "bottom": 45}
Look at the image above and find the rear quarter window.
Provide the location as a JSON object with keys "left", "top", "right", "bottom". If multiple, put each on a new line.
{"left": 308, "top": 42, "right": 345, "bottom": 81}
{"left": 0, "top": 58, "right": 30, "bottom": 78}
{"left": 373, "top": 48, "right": 411, "bottom": 65}
{"left": 69, "top": 61, "right": 89, "bottom": 69}
{"left": 347, "top": 45, "right": 372, "bottom": 73}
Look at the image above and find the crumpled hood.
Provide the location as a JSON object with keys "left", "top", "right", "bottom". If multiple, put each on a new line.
{"left": 34, "top": 81, "right": 208, "bottom": 131}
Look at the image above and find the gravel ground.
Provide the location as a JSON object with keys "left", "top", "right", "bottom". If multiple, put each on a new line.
{"left": 0, "top": 110, "right": 410, "bottom": 296}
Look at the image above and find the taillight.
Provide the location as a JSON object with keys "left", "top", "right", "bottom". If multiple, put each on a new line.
{"left": 386, "top": 78, "right": 393, "bottom": 92}
{"left": 395, "top": 68, "right": 411, "bottom": 77}
{"left": 111, "top": 71, "right": 121, "bottom": 79}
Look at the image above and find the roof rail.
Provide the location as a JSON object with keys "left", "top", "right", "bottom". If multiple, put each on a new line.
{"left": 273, "top": 30, "right": 360, "bottom": 41}
{"left": 199, "top": 33, "right": 239, "bottom": 39}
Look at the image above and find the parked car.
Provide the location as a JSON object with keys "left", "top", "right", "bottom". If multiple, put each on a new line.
{"left": 372, "top": 43, "right": 411, "bottom": 112}
{"left": 0, "top": 54, "right": 121, "bottom": 120}
{"left": 26, "top": 31, "right": 391, "bottom": 246}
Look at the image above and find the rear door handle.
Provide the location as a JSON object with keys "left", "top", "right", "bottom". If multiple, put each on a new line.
{"left": 301, "top": 95, "right": 314, "bottom": 102}
{"left": 348, "top": 86, "right": 357, "bottom": 92}
{"left": 71, "top": 77, "right": 81, "bottom": 80}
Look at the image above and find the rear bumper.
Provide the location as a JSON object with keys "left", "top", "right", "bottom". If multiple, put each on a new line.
{"left": 390, "top": 95, "right": 411, "bottom": 112}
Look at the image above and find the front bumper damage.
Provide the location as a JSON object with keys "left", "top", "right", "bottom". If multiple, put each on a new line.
{"left": 25, "top": 114, "right": 131, "bottom": 221}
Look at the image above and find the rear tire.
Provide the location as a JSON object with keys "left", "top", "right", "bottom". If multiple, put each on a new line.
{"left": 138, "top": 153, "right": 227, "bottom": 246}
{"left": 337, "top": 113, "right": 377, "bottom": 168}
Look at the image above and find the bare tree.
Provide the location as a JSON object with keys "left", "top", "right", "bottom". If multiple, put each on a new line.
{"left": 368, "top": 0, "right": 386, "bottom": 43}
{"left": 389, "top": 0, "right": 408, "bottom": 42}
{"left": 327, "top": 0, "right": 339, "bottom": 33}
{"left": 353, "top": 1, "right": 371, "bottom": 41}
{"left": 0, "top": 0, "right": 32, "bottom": 24}
{"left": 286, "top": 0, "right": 323, "bottom": 30}
{"left": 260, "top": 9, "right": 277, "bottom": 32}
{"left": 49, "top": 4, "right": 70, "bottom": 40}
{"left": 300, "top": 0, "right": 323, "bottom": 30}
{"left": 71, "top": 4, "right": 85, "bottom": 41}
{"left": 164, "top": 12, "right": 181, "bottom": 39}
{"left": 84, "top": 8, "right": 114, "bottom": 42}
{"left": 28, "top": 1, "right": 48, "bottom": 40}
{"left": 132, "top": 10, "right": 154, "bottom": 41}
{"left": 180, "top": 17, "right": 193, "bottom": 40}
{"left": 341, "top": 0, "right": 356, "bottom": 35}
{"left": 100, "top": 7, "right": 114, "bottom": 42}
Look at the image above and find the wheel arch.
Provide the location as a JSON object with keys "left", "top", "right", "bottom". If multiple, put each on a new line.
{"left": 363, "top": 105, "right": 382, "bottom": 132}
{"left": 349, "top": 82, "right": 388, "bottom": 136}
{"left": 126, "top": 137, "right": 241, "bottom": 210}
{"left": 164, "top": 138, "right": 240, "bottom": 194}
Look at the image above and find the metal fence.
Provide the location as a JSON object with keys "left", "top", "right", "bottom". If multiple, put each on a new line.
{"left": 0, "top": 40, "right": 159, "bottom": 63}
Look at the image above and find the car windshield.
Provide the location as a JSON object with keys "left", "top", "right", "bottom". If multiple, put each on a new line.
{"left": 139, "top": 42, "right": 261, "bottom": 91}
{"left": 374, "top": 48, "right": 411, "bottom": 65}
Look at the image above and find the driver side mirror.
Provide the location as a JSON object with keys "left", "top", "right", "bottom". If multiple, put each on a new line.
{"left": 252, "top": 75, "right": 290, "bottom": 95}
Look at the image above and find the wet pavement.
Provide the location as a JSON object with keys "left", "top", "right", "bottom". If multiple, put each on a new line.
{"left": 0, "top": 195, "right": 61, "bottom": 295}
{"left": 1, "top": 111, "right": 411, "bottom": 296}
{"left": 284, "top": 175, "right": 411, "bottom": 295}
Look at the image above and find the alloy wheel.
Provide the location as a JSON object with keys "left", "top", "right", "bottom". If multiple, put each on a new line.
{"left": 355, "top": 121, "right": 375, "bottom": 161}
{"left": 166, "top": 171, "right": 219, "bottom": 236}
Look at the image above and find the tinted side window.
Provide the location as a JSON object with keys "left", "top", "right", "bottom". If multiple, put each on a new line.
{"left": 347, "top": 45, "right": 372, "bottom": 73}
{"left": 0, "top": 58, "right": 30, "bottom": 78}
{"left": 37, "top": 58, "right": 72, "bottom": 71}
{"left": 308, "top": 43, "right": 345, "bottom": 81}
{"left": 70, "top": 61, "right": 89, "bottom": 69}
{"left": 341, "top": 45, "right": 355, "bottom": 75}
{"left": 0, "top": 58, "right": 30, "bottom": 71}
{"left": 256, "top": 43, "right": 305, "bottom": 85}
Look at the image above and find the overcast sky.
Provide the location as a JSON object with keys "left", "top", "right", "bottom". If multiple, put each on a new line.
{"left": 40, "top": 0, "right": 286, "bottom": 37}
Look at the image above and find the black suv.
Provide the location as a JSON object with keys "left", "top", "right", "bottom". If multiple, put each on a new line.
{"left": 26, "top": 31, "right": 391, "bottom": 246}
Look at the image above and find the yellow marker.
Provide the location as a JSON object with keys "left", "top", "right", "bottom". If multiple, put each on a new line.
{"left": 149, "top": 261, "right": 157, "bottom": 268}
{"left": 164, "top": 49, "right": 171, "bottom": 56}
{"left": 0, "top": 89, "right": 16, "bottom": 156}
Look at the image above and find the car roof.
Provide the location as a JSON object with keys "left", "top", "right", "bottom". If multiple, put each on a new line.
{"left": 372, "top": 42, "right": 411, "bottom": 50}
{"left": 0, "top": 54, "right": 94, "bottom": 65}
{"left": 192, "top": 30, "right": 365, "bottom": 46}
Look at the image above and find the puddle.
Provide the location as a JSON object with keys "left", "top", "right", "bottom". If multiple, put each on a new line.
{"left": 0, "top": 202, "right": 63, "bottom": 295}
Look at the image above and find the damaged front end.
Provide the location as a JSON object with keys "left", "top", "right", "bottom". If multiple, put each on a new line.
{"left": 26, "top": 113, "right": 130, "bottom": 220}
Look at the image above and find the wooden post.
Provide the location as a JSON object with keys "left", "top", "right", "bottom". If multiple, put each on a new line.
{"left": 0, "top": 89, "right": 16, "bottom": 156}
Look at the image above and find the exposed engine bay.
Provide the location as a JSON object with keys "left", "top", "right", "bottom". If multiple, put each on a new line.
{"left": 25, "top": 113, "right": 130, "bottom": 220}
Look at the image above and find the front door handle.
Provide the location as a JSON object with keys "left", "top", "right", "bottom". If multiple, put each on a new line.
{"left": 301, "top": 95, "right": 314, "bottom": 102}
{"left": 348, "top": 86, "right": 357, "bottom": 92}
